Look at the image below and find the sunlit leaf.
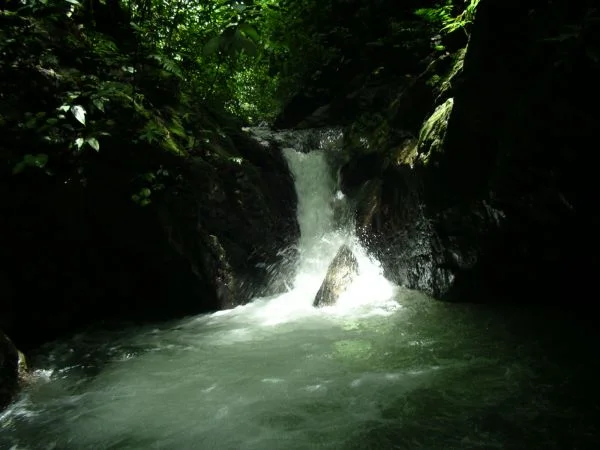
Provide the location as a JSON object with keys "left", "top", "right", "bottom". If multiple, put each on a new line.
{"left": 86, "top": 137, "right": 100, "bottom": 151}
{"left": 71, "top": 105, "right": 86, "bottom": 125}
{"left": 75, "top": 137, "right": 84, "bottom": 149}
{"left": 93, "top": 98, "right": 105, "bottom": 112}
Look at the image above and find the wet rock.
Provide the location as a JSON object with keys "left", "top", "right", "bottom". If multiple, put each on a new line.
{"left": 0, "top": 329, "right": 20, "bottom": 410}
{"left": 416, "top": 97, "right": 454, "bottom": 167}
{"left": 158, "top": 131, "right": 300, "bottom": 310}
{"left": 1, "top": 122, "right": 299, "bottom": 350}
{"left": 313, "top": 244, "right": 359, "bottom": 307}
{"left": 347, "top": 0, "right": 600, "bottom": 302}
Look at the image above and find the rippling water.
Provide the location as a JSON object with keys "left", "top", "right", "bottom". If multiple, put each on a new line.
{"left": 2, "top": 295, "right": 598, "bottom": 449}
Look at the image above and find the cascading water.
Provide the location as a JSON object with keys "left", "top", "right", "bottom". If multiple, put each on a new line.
{"left": 1, "top": 129, "right": 597, "bottom": 449}
{"left": 241, "top": 127, "right": 399, "bottom": 323}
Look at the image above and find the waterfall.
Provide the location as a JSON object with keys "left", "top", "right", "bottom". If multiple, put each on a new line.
{"left": 1, "top": 130, "right": 574, "bottom": 450}
{"left": 244, "top": 127, "right": 399, "bottom": 321}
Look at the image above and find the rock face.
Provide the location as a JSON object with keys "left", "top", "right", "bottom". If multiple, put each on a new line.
{"left": 283, "top": 0, "right": 600, "bottom": 303}
{"left": 355, "top": 0, "right": 600, "bottom": 302}
{"left": 313, "top": 244, "right": 359, "bottom": 307}
{"left": 0, "top": 124, "right": 299, "bottom": 350}
{"left": 0, "top": 329, "right": 20, "bottom": 410}
{"left": 0, "top": 9, "right": 300, "bottom": 350}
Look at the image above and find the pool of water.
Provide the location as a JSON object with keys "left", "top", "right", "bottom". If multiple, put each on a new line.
{"left": 1, "top": 291, "right": 599, "bottom": 449}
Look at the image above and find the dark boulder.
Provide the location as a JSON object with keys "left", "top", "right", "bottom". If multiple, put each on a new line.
{"left": 0, "top": 329, "right": 20, "bottom": 410}
{"left": 0, "top": 124, "right": 299, "bottom": 351}
{"left": 348, "top": 0, "right": 600, "bottom": 302}
{"left": 313, "top": 244, "right": 359, "bottom": 307}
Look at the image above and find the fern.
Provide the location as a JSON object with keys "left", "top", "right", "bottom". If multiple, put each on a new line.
{"left": 149, "top": 54, "right": 183, "bottom": 79}
{"left": 441, "top": 0, "right": 480, "bottom": 36}
{"left": 416, "top": 0, "right": 480, "bottom": 37}
{"left": 415, "top": 4, "right": 453, "bottom": 25}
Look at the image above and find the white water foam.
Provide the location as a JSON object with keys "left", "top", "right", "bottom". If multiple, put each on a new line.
{"left": 198, "top": 130, "right": 400, "bottom": 329}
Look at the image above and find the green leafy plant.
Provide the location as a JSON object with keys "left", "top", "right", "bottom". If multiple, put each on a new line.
{"left": 415, "top": 0, "right": 480, "bottom": 38}
{"left": 12, "top": 153, "right": 49, "bottom": 174}
{"left": 131, "top": 166, "right": 171, "bottom": 206}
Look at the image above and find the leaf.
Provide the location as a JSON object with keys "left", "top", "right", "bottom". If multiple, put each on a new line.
{"left": 35, "top": 154, "right": 49, "bottom": 167}
{"left": 239, "top": 23, "right": 260, "bottom": 42}
{"left": 237, "top": 35, "right": 257, "bottom": 57}
{"left": 24, "top": 153, "right": 48, "bottom": 168}
{"left": 12, "top": 162, "right": 26, "bottom": 175}
{"left": 58, "top": 105, "right": 70, "bottom": 112}
{"left": 65, "top": 0, "right": 81, "bottom": 5}
{"left": 586, "top": 49, "right": 599, "bottom": 63}
{"left": 93, "top": 98, "right": 105, "bottom": 112}
{"left": 203, "top": 36, "right": 221, "bottom": 56}
{"left": 149, "top": 55, "right": 183, "bottom": 78}
{"left": 140, "top": 188, "right": 152, "bottom": 197}
{"left": 71, "top": 105, "right": 86, "bottom": 125}
{"left": 14, "top": 153, "right": 49, "bottom": 173}
{"left": 75, "top": 137, "right": 84, "bottom": 149}
{"left": 86, "top": 137, "right": 100, "bottom": 151}
{"left": 160, "top": 59, "right": 182, "bottom": 78}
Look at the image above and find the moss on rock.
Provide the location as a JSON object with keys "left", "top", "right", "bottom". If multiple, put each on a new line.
{"left": 416, "top": 97, "right": 454, "bottom": 166}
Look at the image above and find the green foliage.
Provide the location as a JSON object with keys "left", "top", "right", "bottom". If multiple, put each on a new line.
{"left": 12, "top": 154, "right": 49, "bottom": 174}
{"left": 2, "top": 0, "right": 467, "bottom": 207}
{"left": 0, "top": 0, "right": 194, "bottom": 206}
{"left": 148, "top": 54, "right": 183, "bottom": 79}
{"left": 442, "top": 0, "right": 479, "bottom": 35}
{"left": 131, "top": 166, "right": 174, "bottom": 206}
{"left": 414, "top": 2, "right": 454, "bottom": 26}
{"left": 118, "top": 0, "right": 281, "bottom": 123}
{"left": 415, "top": 0, "right": 480, "bottom": 38}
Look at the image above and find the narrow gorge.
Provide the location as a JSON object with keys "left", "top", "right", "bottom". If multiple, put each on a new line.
{"left": 1, "top": 0, "right": 599, "bottom": 447}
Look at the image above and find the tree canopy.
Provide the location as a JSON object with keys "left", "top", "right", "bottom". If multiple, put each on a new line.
{"left": 0, "top": 0, "right": 480, "bottom": 195}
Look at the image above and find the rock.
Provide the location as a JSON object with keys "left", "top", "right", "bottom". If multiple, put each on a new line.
{"left": 1, "top": 118, "right": 299, "bottom": 350}
{"left": 0, "top": 329, "right": 20, "bottom": 410}
{"left": 416, "top": 97, "right": 454, "bottom": 167}
{"left": 353, "top": 179, "right": 383, "bottom": 236}
{"left": 313, "top": 244, "right": 359, "bottom": 307}
{"left": 347, "top": 0, "right": 600, "bottom": 302}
